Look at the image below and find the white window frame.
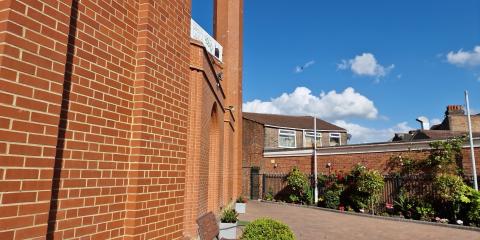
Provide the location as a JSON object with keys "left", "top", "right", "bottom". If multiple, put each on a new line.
{"left": 278, "top": 129, "right": 296, "bottom": 148}
{"left": 303, "top": 131, "right": 322, "bottom": 148}
{"left": 329, "top": 132, "right": 341, "bottom": 146}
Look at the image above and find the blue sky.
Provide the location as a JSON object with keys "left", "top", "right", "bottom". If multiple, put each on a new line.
{"left": 192, "top": 0, "right": 480, "bottom": 143}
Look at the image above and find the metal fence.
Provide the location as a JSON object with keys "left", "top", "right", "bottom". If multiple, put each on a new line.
{"left": 258, "top": 173, "right": 479, "bottom": 211}
{"left": 261, "top": 173, "right": 315, "bottom": 201}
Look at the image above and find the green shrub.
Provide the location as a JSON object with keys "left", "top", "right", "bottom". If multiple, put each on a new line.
{"left": 433, "top": 174, "right": 469, "bottom": 203}
{"left": 286, "top": 167, "right": 311, "bottom": 204}
{"left": 317, "top": 174, "right": 329, "bottom": 188}
{"left": 220, "top": 208, "right": 238, "bottom": 223}
{"left": 344, "top": 164, "right": 384, "bottom": 214}
{"left": 433, "top": 174, "right": 470, "bottom": 220}
{"left": 356, "top": 169, "right": 384, "bottom": 214}
{"left": 324, "top": 189, "right": 342, "bottom": 209}
{"left": 288, "top": 194, "right": 300, "bottom": 203}
{"left": 348, "top": 191, "right": 369, "bottom": 211}
{"left": 264, "top": 191, "right": 274, "bottom": 201}
{"left": 287, "top": 168, "right": 309, "bottom": 192}
{"left": 461, "top": 186, "right": 480, "bottom": 226}
{"left": 394, "top": 190, "right": 416, "bottom": 218}
{"left": 241, "top": 218, "right": 295, "bottom": 240}
{"left": 387, "top": 138, "right": 468, "bottom": 223}
{"left": 415, "top": 203, "right": 434, "bottom": 221}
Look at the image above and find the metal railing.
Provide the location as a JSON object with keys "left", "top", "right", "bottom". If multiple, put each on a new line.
{"left": 257, "top": 173, "right": 480, "bottom": 211}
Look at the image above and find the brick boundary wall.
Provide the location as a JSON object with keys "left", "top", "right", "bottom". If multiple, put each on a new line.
{"left": 262, "top": 140, "right": 480, "bottom": 176}
{"left": 243, "top": 134, "right": 480, "bottom": 198}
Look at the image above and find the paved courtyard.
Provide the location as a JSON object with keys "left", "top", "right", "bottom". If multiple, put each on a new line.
{"left": 239, "top": 201, "right": 480, "bottom": 240}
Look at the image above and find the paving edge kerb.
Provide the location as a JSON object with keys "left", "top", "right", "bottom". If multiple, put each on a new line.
{"left": 259, "top": 200, "right": 480, "bottom": 233}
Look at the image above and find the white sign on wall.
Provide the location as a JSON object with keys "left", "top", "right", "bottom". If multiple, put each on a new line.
{"left": 191, "top": 19, "right": 223, "bottom": 62}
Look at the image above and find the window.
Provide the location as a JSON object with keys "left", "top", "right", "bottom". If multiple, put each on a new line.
{"left": 304, "top": 131, "right": 321, "bottom": 148}
{"left": 329, "top": 133, "right": 341, "bottom": 146}
{"left": 278, "top": 129, "right": 296, "bottom": 148}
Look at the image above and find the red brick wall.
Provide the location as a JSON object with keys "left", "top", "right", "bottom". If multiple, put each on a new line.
{"left": 0, "top": 0, "right": 194, "bottom": 239}
{"left": 242, "top": 119, "right": 264, "bottom": 197}
{"left": 51, "top": 1, "right": 139, "bottom": 239}
{"left": 124, "top": 1, "right": 192, "bottom": 239}
{"left": 0, "top": 1, "right": 71, "bottom": 239}
{"left": 184, "top": 40, "right": 241, "bottom": 238}
{"left": 262, "top": 148, "right": 480, "bottom": 177}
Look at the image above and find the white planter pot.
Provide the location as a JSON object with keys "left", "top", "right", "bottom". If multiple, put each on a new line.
{"left": 219, "top": 222, "right": 237, "bottom": 239}
{"left": 235, "top": 203, "right": 246, "bottom": 213}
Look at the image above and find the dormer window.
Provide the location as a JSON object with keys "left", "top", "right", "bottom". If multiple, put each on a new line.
{"left": 278, "top": 129, "right": 296, "bottom": 148}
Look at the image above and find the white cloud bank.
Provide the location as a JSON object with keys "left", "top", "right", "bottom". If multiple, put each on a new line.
{"left": 338, "top": 53, "right": 394, "bottom": 80}
{"left": 243, "top": 87, "right": 378, "bottom": 120}
{"left": 446, "top": 46, "right": 480, "bottom": 67}
{"left": 243, "top": 87, "right": 420, "bottom": 143}
{"left": 334, "top": 120, "right": 413, "bottom": 144}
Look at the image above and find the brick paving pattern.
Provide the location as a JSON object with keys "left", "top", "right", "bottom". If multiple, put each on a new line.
{"left": 240, "top": 201, "right": 480, "bottom": 240}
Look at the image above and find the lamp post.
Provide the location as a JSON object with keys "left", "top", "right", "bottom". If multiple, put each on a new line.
{"left": 465, "top": 91, "right": 478, "bottom": 190}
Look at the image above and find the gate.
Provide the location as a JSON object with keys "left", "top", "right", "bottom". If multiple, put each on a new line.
{"left": 250, "top": 168, "right": 260, "bottom": 199}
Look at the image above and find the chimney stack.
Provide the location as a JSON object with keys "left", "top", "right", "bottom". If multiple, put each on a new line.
{"left": 445, "top": 105, "right": 465, "bottom": 116}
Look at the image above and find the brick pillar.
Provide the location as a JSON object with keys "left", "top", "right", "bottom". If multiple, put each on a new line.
{"left": 125, "top": 1, "right": 191, "bottom": 239}
{"left": 214, "top": 0, "right": 244, "bottom": 198}
{"left": 183, "top": 66, "right": 202, "bottom": 239}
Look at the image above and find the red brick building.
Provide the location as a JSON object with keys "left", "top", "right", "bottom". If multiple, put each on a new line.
{"left": 242, "top": 107, "right": 480, "bottom": 199}
{"left": 242, "top": 112, "right": 348, "bottom": 198}
{"left": 0, "top": 1, "right": 242, "bottom": 239}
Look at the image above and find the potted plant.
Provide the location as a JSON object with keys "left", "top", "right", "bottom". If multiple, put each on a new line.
{"left": 219, "top": 208, "right": 239, "bottom": 239}
{"left": 235, "top": 196, "right": 247, "bottom": 213}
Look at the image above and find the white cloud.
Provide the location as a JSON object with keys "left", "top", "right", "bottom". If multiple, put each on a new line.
{"left": 243, "top": 87, "right": 378, "bottom": 120}
{"left": 295, "top": 60, "right": 315, "bottom": 73}
{"left": 338, "top": 53, "right": 394, "bottom": 79}
{"left": 430, "top": 118, "right": 442, "bottom": 126}
{"left": 334, "top": 120, "right": 413, "bottom": 144}
{"left": 446, "top": 46, "right": 480, "bottom": 67}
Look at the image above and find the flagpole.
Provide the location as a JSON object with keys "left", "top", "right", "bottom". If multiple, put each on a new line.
{"left": 465, "top": 90, "right": 478, "bottom": 190}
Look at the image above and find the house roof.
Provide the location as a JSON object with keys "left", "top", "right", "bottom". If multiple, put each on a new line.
{"left": 408, "top": 130, "right": 480, "bottom": 141}
{"left": 243, "top": 112, "right": 346, "bottom": 132}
